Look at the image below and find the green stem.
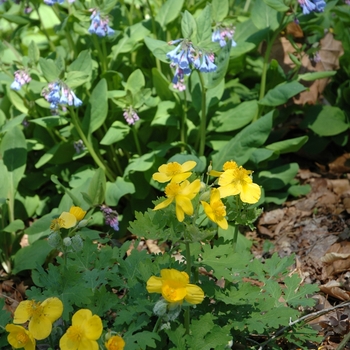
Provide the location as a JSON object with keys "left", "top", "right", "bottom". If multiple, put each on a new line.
{"left": 232, "top": 225, "right": 239, "bottom": 252}
{"left": 184, "top": 241, "right": 192, "bottom": 334}
{"left": 70, "top": 108, "right": 115, "bottom": 181}
{"left": 92, "top": 35, "right": 107, "bottom": 74}
{"left": 131, "top": 125, "right": 142, "bottom": 155}
{"left": 336, "top": 328, "right": 350, "bottom": 350}
{"left": 184, "top": 306, "right": 190, "bottom": 335}
{"left": 152, "top": 316, "right": 162, "bottom": 333}
{"left": 196, "top": 72, "right": 207, "bottom": 157}
{"left": 243, "top": 0, "right": 251, "bottom": 12}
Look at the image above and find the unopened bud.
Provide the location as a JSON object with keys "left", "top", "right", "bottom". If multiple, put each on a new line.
{"left": 71, "top": 234, "right": 83, "bottom": 252}
{"left": 47, "top": 232, "right": 62, "bottom": 249}
{"left": 63, "top": 237, "right": 72, "bottom": 246}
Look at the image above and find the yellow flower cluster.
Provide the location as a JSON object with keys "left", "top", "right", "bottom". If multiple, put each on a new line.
{"left": 152, "top": 160, "right": 261, "bottom": 229}
{"left": 50, "top": 206, "right": 86, "bottom": 231}
{"left": 147, "top": 268, "right": 204, "bottom": 305}
{"left": 5, "top": 297, "right": 125, "bottom": 350}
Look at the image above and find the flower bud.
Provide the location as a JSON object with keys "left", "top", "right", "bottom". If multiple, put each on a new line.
{"left": 153, "top": 299, "right": 168, "bottom": 317}
{"left": 199, "top": 190, "right": 210, "bottom": 202}
{"left": 63, "top": 237, "right": 72, "bottom": 246}
{"left": 77, "top": 219, "right": 89, "bottom": 228}
{"left": 71, "top": 234, "right": 83, "bottom": 252}
{"left": 47, "top": 232, "right": 62, "bottom": 249}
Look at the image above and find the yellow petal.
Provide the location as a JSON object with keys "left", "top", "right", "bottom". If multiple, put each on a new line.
{"left": 181, "top": 161, "right": 196, "bottom": 172}
{"left": 210, "top": 188, "right": 221, "bottom": 203}
{"left": 152, "top": 172, "right": 171, "bottom": 183}
{"left": 162, "top": 282, "right": 187, "bottom": 303}
{"left": 161, "top": 269, "right": 189, "bottom": 285}
{"left": 171, "top": 172, "right": 192, "bottom": 183}
{"left": 29, "top": 314, "right": 52, "bottom": 340}
{"left": 240, "top": 183, "right": 261, "bottom": 204}
{"left": 218, "top": 169, "right": 236, "bottom": 186}
{"left": 13, "top": 300, "right": 32, "bottom": 324}
{"left": 216, "top": 217, "right": 228, "bottom": 230}
{"left": 176, "top": 196, "right": 194, "bottom": 216}
{"left": 59, "top": 212, "right": 77, "bottom": 228}
{"left": 153, "top": 197, "right": 173, "bottom": 211}
{"left": 185, "top": 284, "right": 205, "bottom": 304}
{"left": 6, "top": 324, "right": 36, "bottom": 350}
{"left": 201, "top": 201, "right": 216, "bottom": 223}
{"left": 69, "top": 206, "right": 86, "bottom": 221}
{"left": 181, "top": 179, "right": 201, "bottom": 198}
{"left": 209, "top": 169, "right": 223, "bottom": 177}
{"left": 146, "top": 276, "right": 163, "bottom": 293}
{"left": 72, "top": 309, "right": 92, "bottom": 326}
{"left": 218, "top": 184, "right": 240, "bottom": 198}
{"left": 59, "top": 333, "right": 74, "bottom": 350}
{"left": 105, "top": 335, "right": 125, "bottom": 350}
{"left": 84, "top": 315, "right": 103, "bottom": 340}
{"left": 175, "top": 203, "right": 185, "bottom": 222}
{"left": 42, "top": 297, "right": 63, "bottom": 323}
{"left": 78, "top": 337, "right": 99, "bottom": 350}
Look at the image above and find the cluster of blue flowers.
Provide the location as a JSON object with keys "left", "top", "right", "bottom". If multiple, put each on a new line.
{"left": 41, "top": 82, "right": 82, "bottom": 113}
{"left": 10, "top": 70, "right": 31, "bottom": 90}
{"left": 123, "top": 107, "right": 140, "bottom": 125}
{"left": 100, "top": 205, "right": 119, "bottom": 231}
{"left": 212, "top": 27, "right": 237, "bottom": 48}
{"left": 166, "top": 39, "right": 217, "bottom": 91}
{"left": 44, "top": 0, "right": 75, "bottom": 5}
{"left": 89, "top": 10, "right": 115, "bottom": 37}
{"left": 298, "top": 0, "right": 326, "bottom": 15}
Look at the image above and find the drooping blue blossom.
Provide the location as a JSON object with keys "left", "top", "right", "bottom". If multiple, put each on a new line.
{"left": 166, "top": 39, "right": 217, "bottom": 91}
{"left": 123, "top": 107, "right": 140, "bottom": 125}
{"left": 298, "top": 0, "right": 326, "bottom": 14}
{"left": 41, "top": 81, "right": 82, "bottom": 114}
{"left": 100, "top": 205, "right": 119, "bottom": 231}
{"left": 10, "top": 70, "right": 31, "bottom": 91}
{"left": 89, "top": 10, "right": 115, "bottom": 37}
{"left": 212, "top": 27, "right": 237, "bottom": 48}
{"left": 44, "top": 0, "right": 64, "bottom": 5}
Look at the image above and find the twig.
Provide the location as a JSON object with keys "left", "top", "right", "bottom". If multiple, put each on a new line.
{"left": 257, "top": 300, "right": 350, "bottom": 350}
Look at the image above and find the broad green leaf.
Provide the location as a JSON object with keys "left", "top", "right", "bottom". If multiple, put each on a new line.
{"left": 266, "top": 136, "right": 308, "bottom": 154}
{"left": 300, "top": 106, "right": 348, "bottom": 136}
{"left": 7, "top": 90, "right": 28, "bottom": 114}
{"left": 12, "top": 240, "right": 53, "bottom": 274}
{"left": 87, "top": 79, "right": 108, "bottom": 134}
{"left": 50, "top": 175, "right": 83, "bottom": 207}
{"left": 212, "top": 0, "right": 228, "bottom": 22}
{"left": 2, "top": 219, "right": 24, "bottom": 233}
{"left": 39, "top": 58, "right": 60, "bottom": 82}
{"left": 288, "top": 184, "right": 311, "bottom": 197}
{"left": 211, "top": 111, "right": 273, "bottom": 170}
{"left": 0, "top": 161, "right": 10, "bottom": 201}
{"left": 0, "top": 114, "right": 26, "bottom": 133}
{"left": 144, "top": 37, "right": 169, "bottom": 63}
{"left": 209, "top": 100, "right": 258, "bottom": 132}
{"left": 30, "top": 116, "right": 69, "bottom": 128}
{"left": 68, "top": 50, "right": 92, "bottom": 74}
{"left": 126, "top": 69, "right": 145, "bottom": 96}
{"left": 196, "top": 4, "right": 212, "bottom": 44}
{"left": 258, "top": 163, "right": 299, "bottom": 191}
{"left": 155, "top": 0, "right": 184, "bottom": 28}
{"left": 205, "top": 41, "right": 231, "bottom": 89}
{"left": 298, "top": 71, "right": 336, "bottom": 81}
{"left": 88, "top": 168, "right": 106, "bottom": 205}
{"left": 0, "top": 14, "right": 31, "bottom": 25}
{"left": 251, "top": 1, "right": 279, "bottom": 30}
{"left": 28, "top": 40, "right": 40, "bottom": 63}
{"left": 106, "top": 177, "right": 136, "bottom": 206}
{"left": 259, "top": 81, "right": 306, "bottom": 106}
{"left": 152, "top": 68, "right": 173, "bottom": 101}
{"left": 100, "top": 121, "right": 130, "bottom": 145}
{"left": 65, "top": 71, "right": 90, "bottom": 89}
{"left": 0, "top": 126, "right": 27, "bottom": 191}
{"left": 24, "top": 212, "right": 55, "bottom": 242}
{"left": 263, "top": 0, "right": 289, "bottom": 12}
{"left": 124, "top": 152, "right": 155, "bottom": 176}
{"left": 181, "top": 10, "right": 197, "bottom": 39}
{"left": 151, "top": 101, "right": 177, "bottom": 126}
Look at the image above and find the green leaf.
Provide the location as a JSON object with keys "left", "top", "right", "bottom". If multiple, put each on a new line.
{"left": 0, "top": 115, "right": 26, "bottom": 133}
{"left": 39, "top": 58, "right": 60, "bottom": 81}
{"left": 68, "top": 50, "right": 92, "bottom": 74}
{"left": 88, "top": 168, "right": 106, "bottom": 206}
{"left": 50, "top": 175, "right": 83, "bottom": 207}
{"left": 211, "top": 111, "right": 273, "bottom": 170}
{"left": 263, "top": 0, "right": 289, "bottom": 12}
{"left": 181, "top": 10, "right": 197, "bottom": 39}
{"left": 124, "top": 152, "right": 155, "bottom": 175}
{"left": 0, "top": 126, "right": 27, "bottom": 191}
{"left": 106, "top": 177, "right": 135, "bottom": 206}
{"left": 7, "top": 90, "right": 28, "bottom": 114}
{"left": 152, "top": 68, "right": 173, "bottom": 101}
{"left": 298, "top": 71, "right": 336, "bottom": 81}
{"left": 144, "top": 37, "right": 170, "bottom": 63}
{"left": 30, "top": 116, "right": 69, "bottom": 128}
{"left": 126, "top": 69, "right": 145, "bottom": 96}
{"left": 251, "top": 0, "right": 280, "bottom": 30}
{"left": 12, "top": 240, "right": 53, "bottom": 274}
{"left": 100, "top": 121, "right": 130, "bottom": 145}
{"left": 87, "top": 79, "right": 108, "bottom": 134}
{"left": 155, "top": 0, "right": 184, "bottom": 28}
{"left": 2, "top": 219, "right": 24, "bottom": 233}
{"left": 151, "top": 101, "right": 177, "bottom": 126}
{"left": 300, "top": 106, "right": 349, "bottom": 136}
{"left": 28, "top": 40, "right": 40, "bottom": 63}
{"left": 259, "top": 81, "right": 306, "bottom": 106}
{"left": 65, "top": 71, "right": 90, "bottom": 89}
{"left": 258, "top": 163, "right": 299, "bottom": 191}
{"left": 266, "top": 136, "right": 308, "bottom": 154}
{"left": 208, "top": 101, "right": 258, "bottom": 132}
{"left": 196, "top": 4, "right": 212, "bottom": 44}
{"left": 212, "top": 0, "right": 228, "bottom": 22}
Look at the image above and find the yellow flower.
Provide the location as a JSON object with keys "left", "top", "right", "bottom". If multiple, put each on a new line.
{"left": 218, "top": 166, "right": 261, "bottom": 204}
{"left": 152, "top": 161, "right": 197, "bottom": 183}
{"left": 50, "top": 206, "right": 87, "bottom": 230}
{"left": 146, "top": 269, "right": 204, "bottom": 305}
{"left": 201, "top": 188, "right": 228, "bottom": 230}
{"left": 105, "top": 335, "right": 125, "bottom": 350}
{"left": 153, "top": 179, "right": 201, "bottom": 222}
{"left": 5, "top": 324, "right": 36, "bottom": 350}
{"left": 59, "top": 309, "right": 103, "bottom": 350}
{"left": 13, "top": 297, "right": 63, "bottom": 340}
{"left": 209, "top": 160, "right": 238, "bottom": 177}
